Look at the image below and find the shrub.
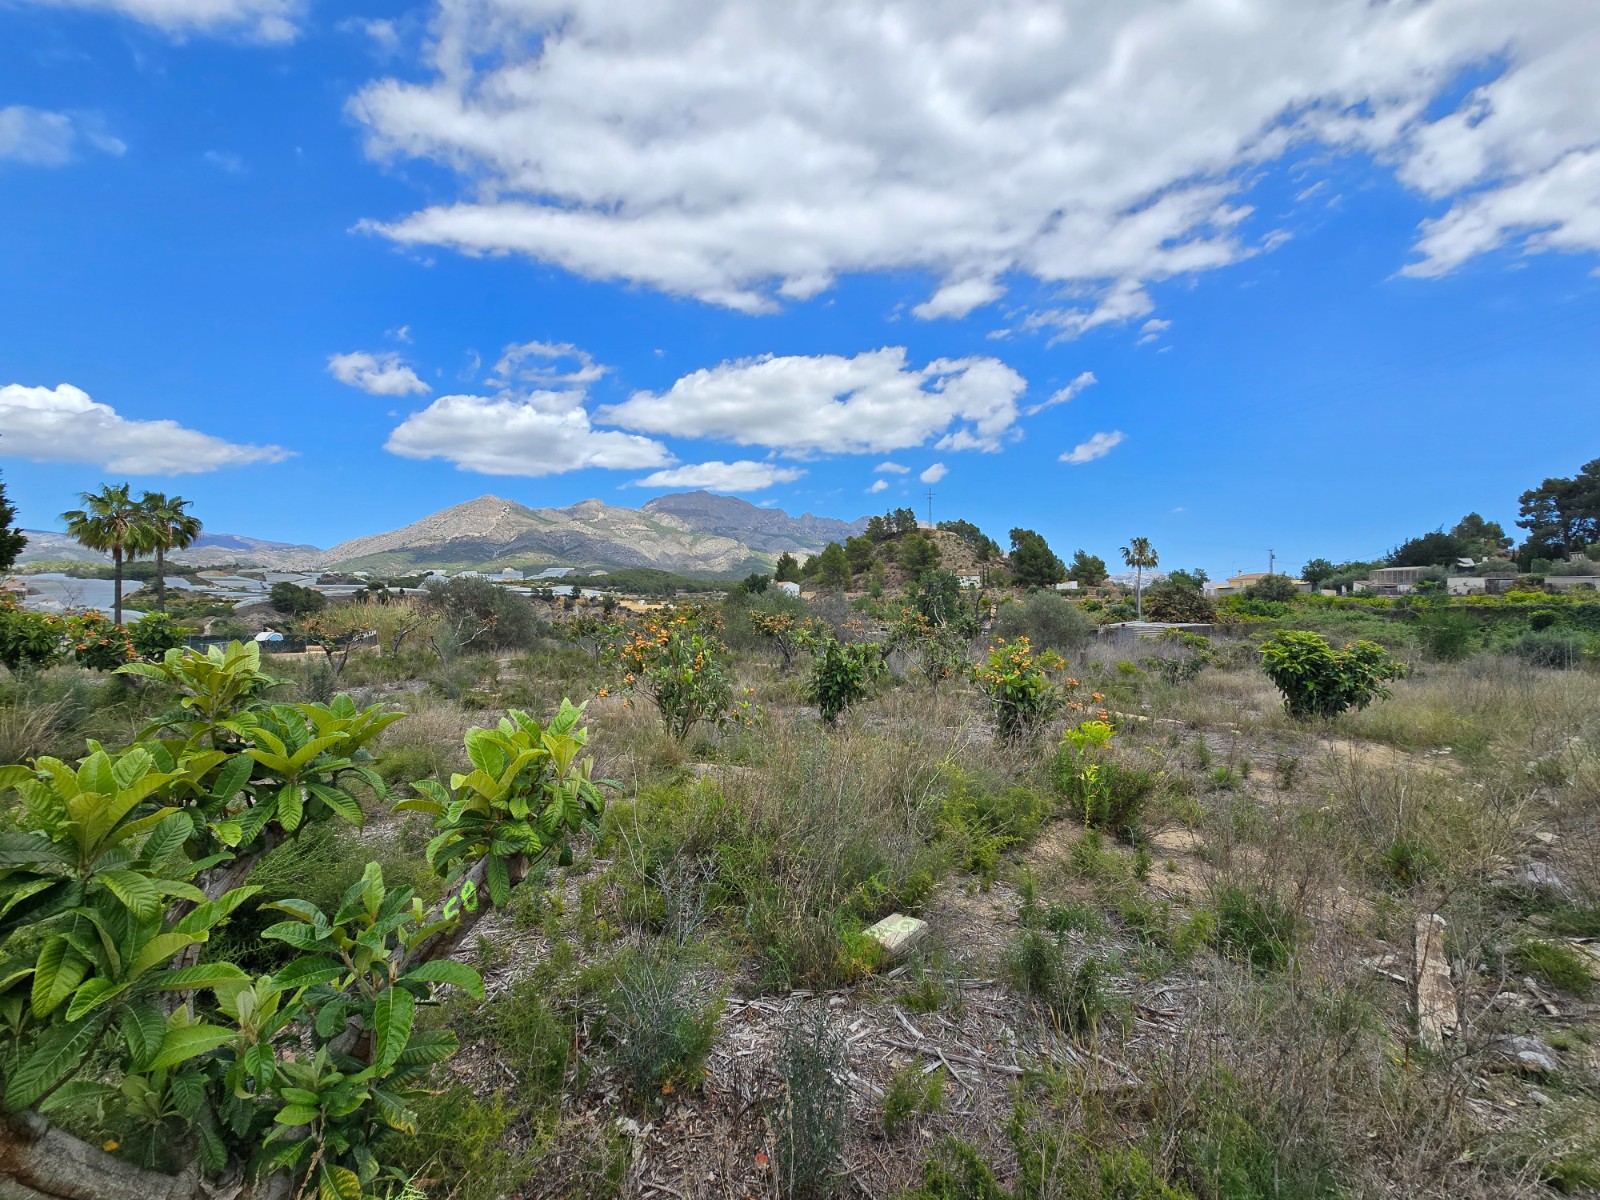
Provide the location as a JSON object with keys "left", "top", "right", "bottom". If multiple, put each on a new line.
{"left": 938, "top": 768, "right": 1052, "bottom": 880}
{"left": 269, "top": 580, "right": 325, "bottom": 614}
{"left": 1142, "top": 581, "right": 1217, "bottom": 624}
{"left": 1210, "top": 886, "right": 1299, "bottom": 972}
{"left": 1417, "top": 611, "right": 1474, "bottom": 662}
{"left": 423, "top": 574, "right": 541, "bottom": 651}
{"left": 63, "top": 610, "right": 135, "bottom": 670}
{"left": 128, "top": 612, "right": 186, "bottom": 659}
{"left": 1243, "top": 573, "right": 1301, "bottom": 602}
{"left": 810, "top": 636, "right": 886, "bottom": 723}
{"left": 973, "top": 637, "right": 1072, "bottom": 743}
{"left": 1053, "top": 722, "right": 1154, "bottom": 842}
{"left": 882, "top": 1064, "right": 946, "bottom": 1137}
{"left": 1514, "top": 940, "right": 1593, "bottom": 998}
{"left": 600, "top": 945, "right": 720, "bottom": 1109}
{"left": 1007, "top": 931, "right": 1110, "bottom": 1037}
{"left": 0, "top": 601, "right": 62, "bottom": 670}
{"left": 1259, "top": 630, "right": 1401, "bottom": 720}
{"left": 774, "top": 1006, "right": 849, "bottom": 1199}
{"left": 1511, "top": 629, "right": 1587, "bottom": 669}
{"left": 1528, "top": 609, "right": 1560, "bottom": 631}
{"left": 991, "top": 590, "right": 1093, "bottom": 655}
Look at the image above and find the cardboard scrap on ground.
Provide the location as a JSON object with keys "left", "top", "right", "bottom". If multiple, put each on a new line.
{"left": 865, "top": 913, "right": 929, "bottom": 962}
{"left": 1414, "top": 913, "right": 1457, "bottom": 1049}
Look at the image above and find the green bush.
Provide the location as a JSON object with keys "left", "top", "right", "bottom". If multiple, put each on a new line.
{"left": 883, "top": 1063, "right": 946, "bottom": 1137}
{"left": 991, "top": 590, "right": 1094, "bottom": 655}
{"left": 1210, "top": 886, "right": 1299, "bottom": 972}
{"left": 1259, "top": 630, "right": 1401, "bottom": 720}
{"left": 938, "top": 768, "right": 1052, "bottom": 880}
{"left": 1511, "top": 629, "right": 1587, "bottom": 669}
{"left": 810, "top": 636, "right": 886, "bottom": 723}
{"left": 775, "top": 1006, "right": 849, "bottom": 1199}
{"left": 1514, "top": 939, "right": 1594, "bottom": 998}
{"left": 1007, "top": 931, "right": 1110, "bottom": 1036}
{"left": 598, "top": 945, "right": 720, "bottom": 1109}
{"left": 0, "top": 602, "right": 63, "bottom": 670}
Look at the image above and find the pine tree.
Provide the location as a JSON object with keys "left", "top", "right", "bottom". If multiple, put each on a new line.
{"left": 0, "top": 469, "right": 26, "bottom": 572}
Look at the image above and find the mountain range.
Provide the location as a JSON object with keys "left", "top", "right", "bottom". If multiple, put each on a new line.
{"left": 17, "top": 492, "right": 870, "bottom": 576}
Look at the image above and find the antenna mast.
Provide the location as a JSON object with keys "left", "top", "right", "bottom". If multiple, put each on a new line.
{"left": 926, "top": 488, "right": 936, "bottom": 528}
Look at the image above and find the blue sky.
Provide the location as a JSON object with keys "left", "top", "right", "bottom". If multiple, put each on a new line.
{"left": 2, "top": 0, "right": 1597, "bottom": 577}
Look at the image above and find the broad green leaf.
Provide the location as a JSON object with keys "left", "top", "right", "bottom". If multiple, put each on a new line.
{"left": 371, "top": 986, "right": 415, "bottom": 1075}
{"left": 402, "top": 959, "right": 485, "bottom": 999}
{"left": 120, "top": 1000, "right": 167, "bottom": 1067}
{"left": 65, "top": 976, "right": 131, "bottom": 1020}
{"left": 4, "top": 1013, "right": 107, "bottom": 1109}
{"left": 151, "top": 962, "right": 249, "bottom": 992}
{"left": 149, "top": 1023, "right": 234, "bottom": 1070}
{"left": 276, "top": 783, "right": 304, "bottom": 833}
{"left": 129, "top": 932, "right": 204, "bottom": 981}
{"left": 98, "top": 870, "right": 163, "bottom": 921}
{"left": 30, "top": 938, "right": 86, "bottom": 1018}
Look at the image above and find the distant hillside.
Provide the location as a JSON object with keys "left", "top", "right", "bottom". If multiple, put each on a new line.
{"left": 15, "top": 529, "right": 321, "bottom": 568}
{"left": 641, "top": 491, "right": 867, "bottom": 555}
{"left": 314, "top": 496, "right": 765, "bottom": 575}
{"left": 13, "top": 492, "right": 870, "bottom": 576}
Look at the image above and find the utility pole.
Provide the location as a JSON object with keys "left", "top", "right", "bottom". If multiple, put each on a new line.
{"left": 1268, "top": 548, "right": 1276, "bottom": 577}
{"left": 926, "top": 488, "right": 936, "bottom": 528}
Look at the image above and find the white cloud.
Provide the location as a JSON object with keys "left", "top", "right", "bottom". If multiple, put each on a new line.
{"left": 0, "top": 383, "right": 290, "bottom": 474}
{"left": 0, "top": 107, "right": 123, "bottom": 165}
{"left": 633, "top": 460, "right": 804, "bottom": 493}
{"left": 911, "top": 277, "right": 1006, "bottom": 321}
{"left": 919, "top": 463, "right": 947, "bottom": 484}
{"left": 1137, "top": 319, "right": 1173, "bottom": 346}
{"left": 1023, "top": 280, "right": 1156, "bottom": 345}
{"left": 204, "top": 149, "right": 244, "bottom": 174}
{"left": 603, "top": 348, "right": 1026, "bottom": 456}
{"left": 22, "top": 0, "right": 301, "bottom": 40}
{"left": 1024, "top": 370, "right": 1097, "bottom": 417}
{"left": 388, "top": 324, "right": 413, "bottom": 343}
{"left": 386, "top": 393, "right": 669, "bottom": 477}
{"left": 348, "top": 2, "right": 1600, "bottom": 324}
{"left": 327, "top": 351, "right": 431, "bottom": 397}
{"left": 1060, "top": 431, "right": 1124, "bottom": 465}
{"left": 867, "top": 479, "right": 888, "bottom": 494}
{"left": 490, "top": 341, "right": 607, "bottom": 389}
{"left": 875, "top": 461, "right": 910, "bottom": 474}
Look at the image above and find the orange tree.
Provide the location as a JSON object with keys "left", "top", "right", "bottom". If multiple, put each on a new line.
{"left": 606, "top": 606, "right": 733, "bottom": 741}
{"left": 747, "top": 607, "right": 819, "bottom": 673}
{"left": 972, "top": 636, "right": 1075, "bottom": 742}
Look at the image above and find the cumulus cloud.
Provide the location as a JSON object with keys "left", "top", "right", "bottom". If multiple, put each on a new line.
{"left": 0, "top": 107, "right": 124, "bottom": 165}
{"left": 1024, "top": 371, "right": 1097, "bottom": 417}
{"left": 875, "top": 461, "right": 910, "bottom": 474}
{"left": 21, "top": 0, "right": 301, "bottom": 40}
{"left": 0, "top": 383, "right": 290, "bottom": 474}
{"left": 632, "top": 460, "right": 804, "bottom": 493}
{"left": 349, "top": 2, "right": 1600, "bottom": 325}
{"left": 327, "top": 351, "right": 431, "bottom": 397}
{"left": 490, "top": 341, "right": 607, "bottom": 389}
{"left": 1060, "top": 431, "right": 1124, "bottom": 465}
{"left": 386, "top": 393, "right": 669, "bottom": 477}
{"left": 920, "top": 463, "right": 947, "bottom": 484}
{"left": 867, "top": 479, "right": 888, "bottom": 494}
{"left": 602, "top": 348, "right": 1026, "bottom": 456}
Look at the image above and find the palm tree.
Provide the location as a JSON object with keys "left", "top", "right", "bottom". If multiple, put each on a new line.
{"left": 61, "top": 484, "right": 151, "bottom": 625}
{"left": 1120, "top": 536, "right": 1159, "bottom": 621}
{"left": 139, "top": 491, "right": 202, "bottom": 612}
